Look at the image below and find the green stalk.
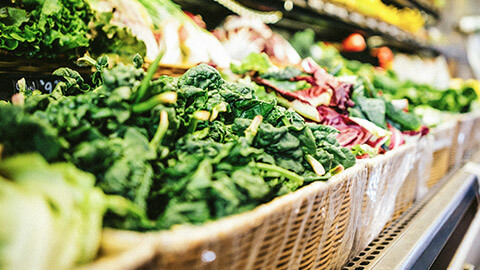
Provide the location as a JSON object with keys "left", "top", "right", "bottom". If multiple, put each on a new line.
{"left": 76, "top": 55, "right": 97, "bottom": 67}
{"left": 255, "top": 162, "right": 304, "bottom": 186}
{"left": 150, "top": 111, "right": 169, "bottom": 149}
{"left": 245, "top": 115, "right": 263, "bottom": 144}
{"left": 187, "top": 111, "right": 210, "bottom": 133}
{"left": 281, "top": 116, "right": 291, "bottom": 127}
{"left": 106, "top": 195, "right": 154, "bottom": 229}
{"left": 209, "top": 102, "right": 228, "bottom": 121}
{"left": 305, "top": 155, "right": 326, "bottom": 176}
{"left": 135, "top": 50, "right": 164, "bottom": 103}
{"left": 131, "top": 92, "right": 177, "bottom": 113}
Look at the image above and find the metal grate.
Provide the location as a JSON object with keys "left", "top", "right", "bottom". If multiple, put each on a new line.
{"left": 343, "top": 169, "right": 456, "bottom": 270}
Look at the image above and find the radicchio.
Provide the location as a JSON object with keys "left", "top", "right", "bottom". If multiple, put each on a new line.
{"left": 317, "top": 106, "right": 372, "bottom": 148}
{"left": 300, "top": 58, "right": 355, "bottom": 111}
{"left": 387, "top": 123, "right": 405, "bottom": 150}
{"left": 254, "top": 58, "right": 355, "bottom": 112}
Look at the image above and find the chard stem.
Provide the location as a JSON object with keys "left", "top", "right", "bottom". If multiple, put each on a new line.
{"left": 135, "top": 50, "right": 164, "bottom": 103}
{"left": 245, "top": 115, "right": 263, "bottom": 144}
{"left": 256, "top": 162, "right": 304, "bottom": 186}
{"left": 305, "top": 155, "right": 326, "bottom": 176}
{"left": 150, "top": 111, "right": 169, "bottom": 149}
{"left": 187, "top": 111, "right": 210, "bottom": 133}
{"left": 131, "top": 92, "right": 177, "bottom": 113}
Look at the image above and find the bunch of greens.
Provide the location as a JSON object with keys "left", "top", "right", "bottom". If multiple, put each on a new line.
{"left": 290, "top": 29, "right": 479, "bottom": 115}
{"left": 0, "top": 0, "right": 145, "bottom": 60}
{"left": 1, "top": 55, "right": 354, "bottom": 230}
{"left": 374, "top": 72, "right": 479, "bottom": 113}
{"left": 348, "top": 76, "right": 423, "bottom": 133}
{"left": 0, "top": 153, "right": 132, "bottom": 270}
{"left": 0, "top": 0, "right": 92, "bottom": 58}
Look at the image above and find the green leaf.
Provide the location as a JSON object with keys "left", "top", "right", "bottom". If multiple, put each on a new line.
{"left": 231, "top": 52, "right": 274, "bottom": 75}
{"left": 355, "top": 96, "right": 387, "bottom": 128}
{"left": 0, "top": 7, "right": 29, "bottom": 27}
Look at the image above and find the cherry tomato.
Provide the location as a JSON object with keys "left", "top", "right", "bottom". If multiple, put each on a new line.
{"left": 374, "top": 46, "right": 394, "bottom": 68}
{"left": 342, "top": 33, "right": 366, "bottom": 52}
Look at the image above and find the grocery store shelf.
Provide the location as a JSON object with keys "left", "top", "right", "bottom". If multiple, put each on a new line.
{"left": 344, "top": 160, "right": 480, "bottom": 269}
{"left": 408, "top": 0, "right": 441, "bottom": 19}
{"left": 179, "top": 0, "right": 440, "bottom": 55}
{"left": 382, "top": 0, "right": 440, "bottom": 19}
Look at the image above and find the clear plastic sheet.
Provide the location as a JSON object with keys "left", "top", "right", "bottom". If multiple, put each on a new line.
{"left": 431, "top": 120, "right": 457, "bottom": 152}
{"left": 414, "top": 135, "right": 434, "bottom": 200}
{"left": 466, "top": 112, "right": 480, "bottom": 157}
{"left": 449, "top": 114, "right": 475, "bottom": 169}
{"left": 85, "top": 164, "right": 368, "bottom": 270}
{"left": 350, "top": 143, "right": 416, "bottom": 257}
{"left": 389, "top": 136, "right": 434, "bottom": 224}
{"left": 426, "top": 120, "right": 457, "bottom": 189}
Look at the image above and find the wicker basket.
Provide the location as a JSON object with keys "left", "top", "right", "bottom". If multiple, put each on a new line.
{"left": 351, "top": 143, "right": 416, "bottom": 257}
{"left": 153, "top": 63, "right": 193, "bottom": 77}
{"left": 84, "top": 163, "right": 369, "bottom": 270}
{"left": 427, "top": 120, "right": 457, "bottom": 188}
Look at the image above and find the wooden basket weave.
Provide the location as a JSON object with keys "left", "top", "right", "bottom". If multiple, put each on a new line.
{"left": 84, "top": 163, "right": 368, "bottom": 270}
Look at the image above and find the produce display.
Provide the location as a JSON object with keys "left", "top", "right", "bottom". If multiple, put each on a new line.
{"left": 1, "top": 54, "right": 355, "bottom": 235}
{"left": 230, "top": 49, "right": 426, "bottom": 157}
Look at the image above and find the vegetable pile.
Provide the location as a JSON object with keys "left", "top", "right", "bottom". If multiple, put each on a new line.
{"left": 289, "top": 30, "right": 480, "bottom": 123}
{"left": 374, "top": 72, "right": 480, "bottom": 114}
{"left": 0, "top": 55, "right": 354, "bottom": 231}
{"left": 0, "top": 0, "right": 145, "bottom": 60}
{"left": 230, "top": 51, "right": 427, "bottom": 158}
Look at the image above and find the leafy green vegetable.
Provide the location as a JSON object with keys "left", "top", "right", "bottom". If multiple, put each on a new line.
{"left": 88, "top": 11, "right": 147, "bottom": 63}
{"left": 385, "top": 101, "right": 422, "bottom": 131}
{"left": 0, "top": 0, "right": 91, "bottom": 59}
{"left": 354, "top": 96, "right": 387, "bottom": 128}
{"left": 231, "top": 52, "right": 274, "bottom": 75}
{"left": 0, "top": 153, "right": 127, "bottom": 269}
{"left": 2, "top": 57, "right": 354, "bottom": 231}
{"left": 0, "top": 105, "right": 65, "bottom": 162}
{"left": 376, "top": 72, "right": 479, "bottom": 113}
{"left": 0, "top": 0, "right": 145, "bottom": 61}
{"left": 290, "top": 29, "right": 316, "bottom": 59}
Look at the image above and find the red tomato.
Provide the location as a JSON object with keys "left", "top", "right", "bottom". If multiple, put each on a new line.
{"left": 342, "top": 33, "right": 366, "bottom": 52}
{"left": 374, "top": 46, "right": 394, "bottom": 68}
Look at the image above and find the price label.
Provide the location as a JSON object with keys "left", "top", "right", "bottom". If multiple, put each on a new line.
{"left": 14, "top": 78, "right": 61, "bottom": 94}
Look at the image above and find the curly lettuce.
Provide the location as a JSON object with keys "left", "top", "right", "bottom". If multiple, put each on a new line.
{"left": 0, "top": 0, "right": 92, "bottom": 59}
